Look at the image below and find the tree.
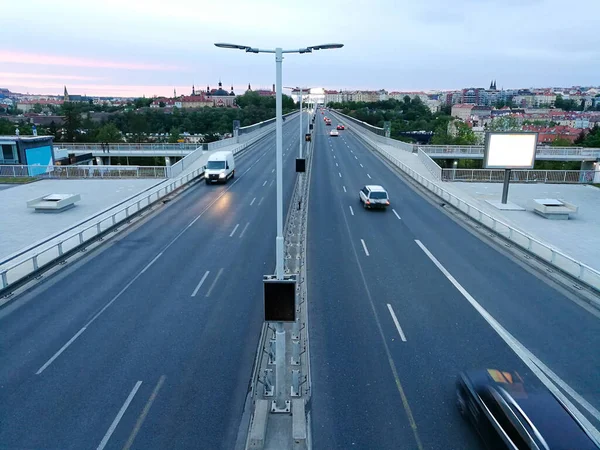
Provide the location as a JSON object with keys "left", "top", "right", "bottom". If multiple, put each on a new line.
{"left": 159, "top": 101, "right": 166, "bottom": 108}
{"left": 453, "top": 121, "right": 478, "bottom": 145}
{"left": 133, "top": 97, "right": 153, "bottom": 109}
{"left": 488, "top": 116, "right": 520, "bottom": 132}
{"left": 61, "top": 102, "right": 81, "bottom": 141}
{"left": 32, "top": 103, "right": 43, "bottom": 114}
{"left": 96, "top": 123, "right": 123, "bottom": 142}
{"left": 168, "top": 126, "right": 181, "bottom": 143}
{"left": 550, "top": 137, "right": 573, "bottom": 147}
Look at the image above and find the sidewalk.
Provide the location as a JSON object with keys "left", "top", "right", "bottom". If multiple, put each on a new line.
{"left": 0, "top": 178, "right": 165, "bottom": 263}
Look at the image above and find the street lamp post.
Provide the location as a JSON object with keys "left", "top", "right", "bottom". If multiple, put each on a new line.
{"left": 215, "top": 41, "right": 343, "bottom": 411}
{"left": 286, "top": 86, "right": 311, "bottom": 159}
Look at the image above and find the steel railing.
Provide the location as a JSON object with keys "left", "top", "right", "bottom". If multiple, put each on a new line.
{"left": 441, "top": 168, "right": 596, "bottom": 183}
{"left": 0, "top": 165, "right": 168, "bottom": 178}
{"left": 347, "top": 126, "right": 600, "bottom": 293}
{"left": 56, "top": 142, "right": 200, "bottom": 152}
{"left": 420, "top": 145, "right": 600, "bottom": 159}
{"left": 330, "top": 110, "right": 414, "bottom": 152}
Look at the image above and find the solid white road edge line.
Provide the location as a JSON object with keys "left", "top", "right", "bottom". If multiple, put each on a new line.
{"left": 414, "top": 239, "right": 600, "bottom": 443}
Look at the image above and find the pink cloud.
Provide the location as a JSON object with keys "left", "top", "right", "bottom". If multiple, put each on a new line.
{"left": 0, "top": 72, "right": 101, "bottom": 81}
{"left": 0, "top": 50, "right": 177, "bottom": 71}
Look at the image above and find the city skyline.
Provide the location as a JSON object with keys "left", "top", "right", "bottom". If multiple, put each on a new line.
{"left": 2, "top": 0, "right": 599, "bottom": 97}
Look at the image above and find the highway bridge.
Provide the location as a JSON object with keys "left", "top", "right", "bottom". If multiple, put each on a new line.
{"left": 1, "top": 112, "right": 599, "bottom": 450}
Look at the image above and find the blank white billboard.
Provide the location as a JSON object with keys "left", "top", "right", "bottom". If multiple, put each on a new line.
{"left": 483, "top": 132, "right": 538, "bottom": 169}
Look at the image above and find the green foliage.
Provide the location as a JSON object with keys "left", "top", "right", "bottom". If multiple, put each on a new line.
{"left": 133, "top": 98, "right": 153, "bottom": 109}
{"left": 328, "top": 97, "right": 452, "bottom": 143}
{"left": 31, "top": 91, "right": 296, "bottom": 143}
{"left": 0, "top": 118, "right": 16, "bottom": 134}
{"left": 550, "top": 137, "right": 573, "bottom": 147}
{"left": 487, "top": 116, "right": 520, "bottom": 132}
{"left": 61, "top": 102, "right": 82, "bottom": 141}
{"left": 96, "top": 123, "right": 123, "bottom": 143}
{"left": 168, "top": 127, "right": 181, "bottom": 143}
{"left": 32, "top": 103, "right": 43, "bottom": 114}
{"left": 554, "top": 94, "right": 583, "bottom": 112}
{"left": 579, "top": 125, "right": 600, "bottom": 147}
{"left": 453, "top": 121, "right": 478, "bottom": 145}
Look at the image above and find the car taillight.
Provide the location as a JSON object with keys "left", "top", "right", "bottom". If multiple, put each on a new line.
{"left": 366, "top": 200, "right": 370, "bottom": 205}
{"left": 386, "top": 200, "right": 390, "bottom": 205}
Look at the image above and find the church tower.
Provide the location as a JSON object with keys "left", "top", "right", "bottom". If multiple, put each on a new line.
{"left": 192, "top": 84, "right": 196, "bottom": 96}
{"left": 63, "top": 86, "right": 69, "bottom": 102}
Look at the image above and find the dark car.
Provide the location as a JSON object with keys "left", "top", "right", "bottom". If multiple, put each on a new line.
{"left": 457, "top": 369, "right": 599, "bottom": 449}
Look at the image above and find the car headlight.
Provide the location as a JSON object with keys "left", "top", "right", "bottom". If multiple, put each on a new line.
{"left": 219, "top": 172, "right": 226, "bottom": 178}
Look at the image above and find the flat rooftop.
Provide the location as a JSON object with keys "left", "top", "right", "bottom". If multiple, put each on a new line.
{"left": 0, "top": 178, "right": 164, "bottom": 262}
{"left": 454, "top": 182, "right": 600, "bottom": 271}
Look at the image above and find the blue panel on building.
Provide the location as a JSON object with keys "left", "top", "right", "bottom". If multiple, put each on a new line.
{"left": 25, "top": 146, "right": 53, "bottom": 176}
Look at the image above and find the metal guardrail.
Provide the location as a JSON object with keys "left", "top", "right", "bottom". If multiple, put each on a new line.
{"left": 348, "top": 126, "right": 600, "bottom": 293}
{"left": 421, "top": 145, "right": 600, "bottom": 160}
{"left": 441, "top": 168, "right": 596, "bottom": 183}
{"left": 0, "top": 164, "right": 168, "bottom": 179}
{"left": 331, "top": 110, "right": 413, "bottom": 152}
{"left": 0, "top": 123, "right": 281, "bottom": 293}
{"left": 57, "top": 142, "right": 200, "bottom": 152}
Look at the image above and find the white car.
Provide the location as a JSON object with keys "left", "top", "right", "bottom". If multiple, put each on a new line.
{"left": 359, "top": 185, "right": 390, "bottom": 210}
{"left": 330, "top": 130, "right": 339, "bottom": 137}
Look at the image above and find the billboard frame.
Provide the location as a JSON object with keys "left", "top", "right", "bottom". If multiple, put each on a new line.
{"left": 483, "top": 131, "right": 538, "bottom": 170}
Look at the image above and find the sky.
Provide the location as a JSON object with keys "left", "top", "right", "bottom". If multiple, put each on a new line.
{"left": 1, "top": 0, "right": 599, "bottom": 98}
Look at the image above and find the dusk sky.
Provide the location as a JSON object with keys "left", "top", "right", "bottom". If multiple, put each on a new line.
{"left": 2, "top": 0, "right": 599, "bottom": 97}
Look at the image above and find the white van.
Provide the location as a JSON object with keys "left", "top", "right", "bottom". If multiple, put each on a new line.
{"left": 204, "top": 151, "right": 235, "bottom": 184}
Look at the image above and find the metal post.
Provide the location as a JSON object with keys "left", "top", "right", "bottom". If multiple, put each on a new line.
{"left": 501, "top": 169, "right": 511, "bottom": 204}
{"left": 299, "top": 90, "right": 303, "bottom": 159}
{"left": 275, "top": 47, "right": 284, "bottom": 281}
{"left": 274, "top": 47, "right": 288, "bottom": 412}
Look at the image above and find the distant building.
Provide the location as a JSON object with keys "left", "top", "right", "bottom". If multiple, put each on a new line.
{"left": 63, "top": 86, "right": 90, "bottom": 103}
{"left": 206, "top": 81, "right": 236, "bottom": 107}
{"left": 15, "top": 99, "right": 63, "bottom": 113}
{"left": 451, "top": 104, "right": 474, "bottom": 121}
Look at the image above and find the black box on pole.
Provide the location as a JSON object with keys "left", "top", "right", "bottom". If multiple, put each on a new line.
{"left": 263, "top": 275, "right": 297, "bottom": 322}
{"left": 296, "top": 158, "right": 306, "bottom": 172}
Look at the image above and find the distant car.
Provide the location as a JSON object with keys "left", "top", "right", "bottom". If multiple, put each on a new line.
{"left": 330, "top": 130, "right": 339, "bottom": 137}
{"left": 457, "top": 368, "right": 600, "bottom": 450}
{"left": 337, "top": 124, "right": 345, "bottom": 130}
{"left": 359, "top": 185, "right": 390, "bottom": 209}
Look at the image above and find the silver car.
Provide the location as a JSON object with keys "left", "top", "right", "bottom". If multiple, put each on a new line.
{"left": 359, "top": 185, "right": 390, "bottom": 209}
